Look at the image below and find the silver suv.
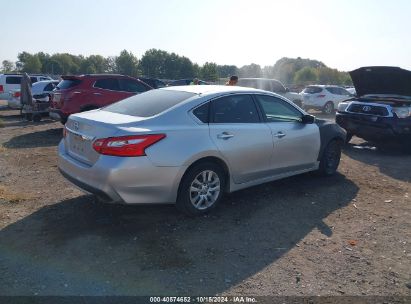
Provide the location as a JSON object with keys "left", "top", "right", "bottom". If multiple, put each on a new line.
{"left": 58, "top": 85, "right": 346, "bottom": 215}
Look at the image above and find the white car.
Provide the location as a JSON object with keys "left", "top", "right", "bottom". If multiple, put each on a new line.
{"left": 0, "top": 74, "right": 52, "bottom": 101}
{"left": 301, "top": 85, "right": 353, "bottom": 114}
{"left": 7, "top": 80, "right": 59, "bottom": 109}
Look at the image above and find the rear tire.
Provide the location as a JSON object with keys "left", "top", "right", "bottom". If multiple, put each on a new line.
{"left": 317, "top": 140, "right": 342, "bottom": 176}
{"left": 322, "top": 101, "right": 334, "bottom": 114}
{"left": 176, "top": 162, "right": 226, "bottom": 216}
{"left": 32, "top": 114, "right": 41, "bottom": 122}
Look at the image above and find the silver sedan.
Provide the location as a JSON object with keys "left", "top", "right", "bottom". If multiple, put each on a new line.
{"left": 58, "top": 85, "right": 345, "bottom": 215}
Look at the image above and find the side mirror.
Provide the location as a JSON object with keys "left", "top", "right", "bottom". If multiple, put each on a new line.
{"left": 301, "top": 114, "right": 315, "bottom": 124}
{"left": 285, "top": 87, "right": 290, "bottom": 92}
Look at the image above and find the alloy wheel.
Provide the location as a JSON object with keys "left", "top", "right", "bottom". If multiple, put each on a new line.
{"left": 189, "top": 170, "right": 221, "bottom": 210}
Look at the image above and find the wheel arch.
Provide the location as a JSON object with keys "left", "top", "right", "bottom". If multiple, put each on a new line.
{"left": 178, "top": 156, "right": 231, "bottom": 194}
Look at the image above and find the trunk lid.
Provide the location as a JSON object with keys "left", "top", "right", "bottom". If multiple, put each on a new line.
{"left": 64, "top": 110, "right": 150, "bottom": 166}
{"left": 350, "top": 66, "right": 411, "bottom": 98}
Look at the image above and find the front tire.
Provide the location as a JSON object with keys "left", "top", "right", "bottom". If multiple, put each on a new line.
{"left": 317, "top": 140, "right": 342, "bottom": 176}
{"left": 176, "top": 162, "right": 226, "bottom": 216}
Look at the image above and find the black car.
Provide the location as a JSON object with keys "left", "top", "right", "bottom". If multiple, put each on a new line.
{"left": 168, "top": 79, "right": 209, "bottom": 86}
{"left": 137, "top": 77, "right": 166, "bottom": 89}
{"left": 336, "top": 66, "right": 411, "bottom": 148}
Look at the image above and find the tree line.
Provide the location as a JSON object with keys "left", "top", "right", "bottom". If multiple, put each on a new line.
{"left": 1, "top": 49, "right": 352, "bottom": 85}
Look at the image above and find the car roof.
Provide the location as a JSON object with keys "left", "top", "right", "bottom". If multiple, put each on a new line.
{"left": 161, "top": 84, "right": 268, "bottom": 95}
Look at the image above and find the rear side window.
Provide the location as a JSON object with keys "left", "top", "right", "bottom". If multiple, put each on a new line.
{"left": 104, "top": 89, "right": 195, "bottom": 117}
{"left": 212, "top": 94, "right": 260, "bottom": 123}
{"left": 6, "top": 76, "right": 22, "bottom": 84}
{"left": 119, "top": 78, "right": 149, "bottom": 93}
{"left": 193, "top": 103, "right": 209, "bottom": 123}
{"left": 94, "top": 78, "right": 120, "bottom": 91}
{"left": 326, "top": 87, "right": 339, "bottom": 94}
{"left": 304, "top": 86, "right": 322, "bottom": 94}
{"left": 57, "top": 79, "right": 82, "bottom": 90}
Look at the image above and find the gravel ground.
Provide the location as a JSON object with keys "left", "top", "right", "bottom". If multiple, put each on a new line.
{"left": 0, "top": 104, "right": 410, "bottom": 297}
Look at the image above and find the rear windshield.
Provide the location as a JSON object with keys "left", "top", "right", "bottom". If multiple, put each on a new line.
{"left": 56, "top": 79, "right": 81, "bottom": 90}
{"left": 303, "top": 86, "right": 322, "bottom": 94}
{"left": 104, "top": 89, "right": 196, "bottom": 117}
{"left": 6, "top": 76, "right": 22, "bottom": 84}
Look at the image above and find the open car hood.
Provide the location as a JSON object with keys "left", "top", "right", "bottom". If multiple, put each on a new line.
{"left": 350, "top": 66, "right": 411, "bottom": 98}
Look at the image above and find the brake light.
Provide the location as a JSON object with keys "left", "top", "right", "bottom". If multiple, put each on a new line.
{"left": 0, "top": 85, "right": 3, "bottom": 93}
{"left": 13, "top": 91, "right": 21, "bottom": 98}
{"left": 317, "top": 94, "right": 326, "bottom": 98}
{"left": 93, "top": 134, "right": 166, "bottom": 157}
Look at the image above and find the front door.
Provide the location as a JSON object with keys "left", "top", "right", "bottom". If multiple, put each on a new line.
{"left": 253, "top": 94, "right": 321, "bottom": 174}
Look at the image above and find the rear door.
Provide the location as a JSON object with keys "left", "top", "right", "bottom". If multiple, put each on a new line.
{"left": 92, "top": 78, "right": 125, "bottom": 107}
{"left": 254, "top": 94, "right": 320, "bottom": 173}
{"left": 209, "top": 94, "right": 273, "bottom": 184}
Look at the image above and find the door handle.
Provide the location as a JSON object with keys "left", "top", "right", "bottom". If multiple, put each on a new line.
{"left": 217, "top": 132, "right": 234, "bottom": 140}
{"left": 93, "top": 93, "right": 102, "bottom": 96}
{"left": 274, "top": 131, "right": 286, "bottom": 138}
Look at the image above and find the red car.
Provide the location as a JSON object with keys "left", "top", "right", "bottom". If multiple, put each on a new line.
{"left": 49, "top": 74, "right": 152, "bottom": 124}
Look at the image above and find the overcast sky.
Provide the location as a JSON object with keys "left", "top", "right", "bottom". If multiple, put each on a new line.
{"left": 2, "top": 0, "right": 410, "bottom": 71}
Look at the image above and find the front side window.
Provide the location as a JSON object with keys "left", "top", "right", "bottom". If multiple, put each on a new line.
{"left": 94, "top": 78, "right": 120, "bottom": 91}
{"left": 211, "top": 94, "right": 260, "bottom": 123}
{"left": 255, "top": 95, "right": 302, "bottom": 122}
{"left": 119, "top": 78, "right": 149, "bottom": 93}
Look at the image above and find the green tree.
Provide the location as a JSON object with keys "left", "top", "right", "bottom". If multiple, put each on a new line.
{"left": 1, "top": 60, "right": 15, "bottom": 73}
{"left": 238, "top": 63, "right": 262, "bottom": 78}
{"left": 200, "top": 62, "right": 219, "bottom": 81}
{"left": 294, "top": 67, "right": 318, "bottom": 84}
{"left": 79, "top": 55, "right": 108, "bottom": 74}
{"left": 115, "top": 50, "right": 140, "bottom": 77}
{"left": 17, "top": 52, "right": 42, "bottom": 73}
{"left": 217, "top": 65, "right": 238, "bottom": 78}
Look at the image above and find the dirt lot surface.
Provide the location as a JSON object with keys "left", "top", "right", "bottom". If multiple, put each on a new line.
{"left": 0, "top": 103, "right": 410, "bottom": 297}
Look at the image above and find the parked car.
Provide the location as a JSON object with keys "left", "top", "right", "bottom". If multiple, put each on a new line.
{"left": 138, "top": 77, "right": 166, "bottom": 89}
{"left": 0, "top": 74, "right": 52, "bottom": 100}
{"left": 237, "top": 78, "right": 303, "bottom": 108}
{"left": 49, "top": 74, "right": 152, "bottom": 124}
{"left": 58, "top": 85, "right": 345, "bottom": 215}
{"left": 301, "top": 85, "right": 353, "bottom": 114}
{"left": 7, "top": 80, "right": 60, "bottom": 109}
{"left": 336, "top": 66, "right": 411, "bottom": 147}
{"left": 346, "top": 87, "right": 356, "bottom": 96}
{"left": 168, "top": 79, "right": 209, "bottom": 86}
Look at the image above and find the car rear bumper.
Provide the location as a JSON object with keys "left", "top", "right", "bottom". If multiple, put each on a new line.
{"left": 58, "top": 141, "right": 186, "bottom": 204}
{"left": 336, "top": 112, "right": 411, "bottom": 141}
{"left": 7, "top": 98, "right": 21, "bottom": 109}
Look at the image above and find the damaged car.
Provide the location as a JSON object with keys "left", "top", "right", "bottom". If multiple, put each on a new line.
{"left": 336, "top": 66, "right": 411, "bottom": 149}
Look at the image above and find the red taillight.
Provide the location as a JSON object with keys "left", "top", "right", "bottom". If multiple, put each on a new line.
{"left": 13, "top": 91, "right": 21, "bottom": 98}
{"left": 92, "top": 134, "right": 166, "bottom": 157}
{"left": 317, "top": 94, "right": 326, "bottom": 98}
{"left": 0, "top": 85, "right": 3, "bottom": 93}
